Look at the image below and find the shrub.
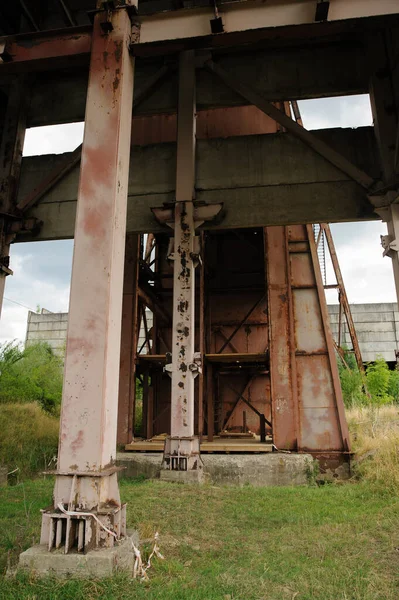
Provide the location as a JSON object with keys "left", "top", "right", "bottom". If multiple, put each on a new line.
{"left": 337, "top": 351, "right": 399, "bottom": 408}
{"left": 364, "top": 358, "right": 393, "bottom": 406}
{"left": 0, "top": 403, "right": 59, "bottom": 478}
{"left": 338, "top": 365, "right": 365, "bottom": 408}
{"left": 0, "top": 341, "right": 63, "bottom": 414}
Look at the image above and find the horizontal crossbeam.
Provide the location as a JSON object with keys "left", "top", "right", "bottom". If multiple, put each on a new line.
{"left": 0, "top": 26, "right": 91, "bottom": 73}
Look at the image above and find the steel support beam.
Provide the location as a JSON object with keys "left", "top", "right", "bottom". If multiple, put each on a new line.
{"left": 265, "top": 226, "right": 299, "bottom": 451}
{"left": 0, "top": 27, "right": 92, "bottom": 73}
{"left": 118, "top": 233, "right": 140, "bottom": 446}
{"left": 321, "top": 223, "right": 364, "bottom": 372}
{"left": 39, "top": 3, "right": 136, "bottom": 552}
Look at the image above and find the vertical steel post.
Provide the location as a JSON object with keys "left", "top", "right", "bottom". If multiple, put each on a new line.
{"left": 162, "top": 50, "right": 203, "bottom": 477}
{"left": 40, "top": 2, "right": 137, "bottom": 551}
{"left": 264, "top": 227, "right": 298, "bottom": 451}
{"left": 198, "top": 231, "right": 205, "bottom": 439}
{"left": 0, "top": 77, "right": 28, "bottom": 319}
{"left": 118, "top": 233, "right": 140, "bottom": 445}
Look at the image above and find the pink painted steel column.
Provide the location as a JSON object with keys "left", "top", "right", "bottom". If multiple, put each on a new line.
{"left": 170, "top": 200, "right": 196, "bottom": 438}
{"left": 40, "top": 2, "right": 137, "bottom": 552}
{"left": 161, "top": 50, "right": 203, "bottom": 475}
{"left": 58, "top": 5, "right": 135, "bottom": 474}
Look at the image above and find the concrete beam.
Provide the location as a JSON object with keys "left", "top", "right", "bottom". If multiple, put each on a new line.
{"left": 26, "top": 42, "right": 369, "bottom": 127}
{"left": 17, "top": 127, "right": 378, "bottom": 241}
{"left": 138, "top": 0, "right": 399, "bottom": 47}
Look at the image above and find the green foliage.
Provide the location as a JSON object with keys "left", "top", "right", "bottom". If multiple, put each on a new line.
{"left": 338, "top": 364, "right": 365, "bottom": 408}
{"left": 0, "top": 341, "right": 63, "bottom": 414}
{"left": 305, "top": 458, "right": 320, "bottom": 486}
{"left": 338, "top": 351, "right": 399, "bottom": 408}
{"left": 364, "top": 358, "right": 393, "bottom": 406}
{"left": 0, "top": 403, "right": 59, "bottom": 478}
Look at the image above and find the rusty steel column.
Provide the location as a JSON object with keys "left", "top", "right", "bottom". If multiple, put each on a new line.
{"left": 40, "top": 1, "right": 137, "bottom": 552}
{"left": 118, "top": 233, "right": 140, "bottom": 446}
{"left": 264, "top": 226, "right": 298, "bottom": 451}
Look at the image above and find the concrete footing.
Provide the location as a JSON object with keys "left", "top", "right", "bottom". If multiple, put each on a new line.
{"left": 17, "top": 530, "right": 139, "bottom": 579}
{"left": 118, "top": 452, "right": 314, "bottom": 486}
{"left": 159, "top": 468, "right": 205, "bottom": 484}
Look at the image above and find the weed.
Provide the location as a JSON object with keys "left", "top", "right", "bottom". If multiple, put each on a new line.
{"left": 305, "top": 458, "right": 320, "bottom": 486}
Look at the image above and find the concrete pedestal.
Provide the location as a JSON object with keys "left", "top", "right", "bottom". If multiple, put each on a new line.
{"left": 118, "top": 452, "right": 317, "bottom": 486}
{"left": 18, "top": 531, "right": 139, "bottom": 579}
{"left": 159, "top": 468, "right": 205, "bottom": 484}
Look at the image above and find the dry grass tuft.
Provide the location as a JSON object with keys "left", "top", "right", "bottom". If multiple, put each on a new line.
{"left": 0, "top": 402, "right": 59, "bottom": 479}
{"left": 347, "top": 404, "right": 399, "bottom": 492}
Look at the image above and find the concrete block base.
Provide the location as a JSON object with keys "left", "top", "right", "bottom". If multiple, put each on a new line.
{"left": 159, "top": 468, "right": 205, "bottom": 484}
{"left": 118, "top": 452, "right": 315, "bottom": 486}
{"left": 17, "top": 530, "right": 139, "bottom": 579}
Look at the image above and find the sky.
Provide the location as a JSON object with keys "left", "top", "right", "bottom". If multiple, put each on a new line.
{"left": 0, "top": 95, "right": 395, "bottom": 344}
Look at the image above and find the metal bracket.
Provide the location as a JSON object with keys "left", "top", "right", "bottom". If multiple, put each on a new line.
{"left": 152, "top": 201, "right": 224, "bottom": 230}
{"left": 381, "top": 234, "right": 399, "bottom": 258}
{"left": 0, "top": 264, "right": 13, "bottom": 277}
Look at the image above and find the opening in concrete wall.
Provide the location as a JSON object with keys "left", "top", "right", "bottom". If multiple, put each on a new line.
{"left": 298, "top": 94, "right": 372, "bottom": 130}
{"left": 0, "top": 123, "right": 82, "bottom": 345}
{"left": 23, "top": 122, "right": 84, "bottom": 156}
{"left": 0, "top": 240, "right": 72, "bottom": 345}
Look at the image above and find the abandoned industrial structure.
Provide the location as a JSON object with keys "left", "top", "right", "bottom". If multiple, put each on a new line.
{"left": 0, "top": 0, "right": 399, "bottom": 570}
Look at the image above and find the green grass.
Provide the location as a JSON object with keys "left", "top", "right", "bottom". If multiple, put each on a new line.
{"left": 1, "top": 479, "right": 399, "bottom": 599}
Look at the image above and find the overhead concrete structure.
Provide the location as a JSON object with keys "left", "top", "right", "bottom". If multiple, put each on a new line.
{"left": 0, "top": 0, "right": 398, "bottom": 564}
